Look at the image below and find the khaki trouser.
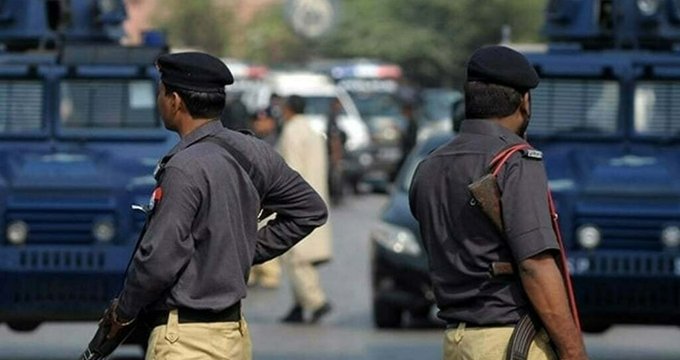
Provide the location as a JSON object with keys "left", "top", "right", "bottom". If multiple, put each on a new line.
{"left": 282, "top": 255, "right": 327, "bottom": 311}
{"left": 145, "top": 309, "right": 252, "bottom": 360}
{"left": 248, "top": 258, "right": 281, "bottom": 288}
{"left": 443, "top": 323, "right": 557, "bottom": 360}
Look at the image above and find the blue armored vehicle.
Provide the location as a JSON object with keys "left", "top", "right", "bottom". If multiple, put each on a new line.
{"left": 0, "top": 0, "right": 171, "bottom": 332}
{"left": 524, "top": 0, "right": 680, "bottom": 332}
{"left": 370, "top": 0, "right": 680, "bottom": 331}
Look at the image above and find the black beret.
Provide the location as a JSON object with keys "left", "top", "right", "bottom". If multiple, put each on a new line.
{"left": 156, "top": 52, "right": 234, "bottom": 93}
{"left": 466, "top": 45, "right": 539, "bottom": 92}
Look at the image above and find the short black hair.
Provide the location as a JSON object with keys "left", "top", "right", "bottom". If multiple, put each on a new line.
{"left": 163, "top": 82, "right": 226, "bottom": 119}
{"left": 286, "top": 95, "right": 306, "bottom": 114}
{"left": 464, "top": 81, "right": 523, "bottom": 119}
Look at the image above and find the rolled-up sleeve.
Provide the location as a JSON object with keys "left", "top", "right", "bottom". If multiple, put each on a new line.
{"left": 500, "top": 156, "right": 559, "bottom": 262}
{"left": 117, "top": 166, "right": 200, "bottom": 319}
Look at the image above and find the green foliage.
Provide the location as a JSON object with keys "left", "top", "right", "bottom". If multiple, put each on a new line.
{"left": 155, "top": 0, "right": 231, "bottom": 55}
{"left": 242, "top": 4, "right": 308, "bottom": 64}
{"left": 153, "top": 0, "right": 547, "bottom": 86}
{"left": 318, "top": 0, "right": 547, "bottom": 86}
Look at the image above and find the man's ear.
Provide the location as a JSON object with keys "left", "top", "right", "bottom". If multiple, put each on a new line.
{"left": 171, "top": 92, "right": 184, "bottom": 113}
{"left": 520, "top": 92, "right": 531, "bottom": 117}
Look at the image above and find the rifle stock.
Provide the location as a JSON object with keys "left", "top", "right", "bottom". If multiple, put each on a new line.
{"left": 468, "top": 173, "right": 504, "bottom": 233}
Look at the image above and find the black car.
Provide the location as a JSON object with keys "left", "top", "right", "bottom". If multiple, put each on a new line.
{"left": 370, "top": 133, "right": 453, "bottom": 328}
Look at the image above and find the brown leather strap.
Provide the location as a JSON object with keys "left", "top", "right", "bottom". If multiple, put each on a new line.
{"left": 488, "top": 143, "right": 580, "bottom": 330}
{"left": 547, "top": 191, "right": 581, "bottom": 331}
{"left": 490, "top": 143, "right": 531, "bottom": 176}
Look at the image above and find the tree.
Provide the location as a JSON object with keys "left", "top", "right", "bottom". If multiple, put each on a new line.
{"left": 318, "top": 0, "right": 547, "bottom": 86}
{"left": 153, "top": 0, "right": 232, "bottom": 55}
{"left": 241, "top": 4, "right": 308, "bottom": 64}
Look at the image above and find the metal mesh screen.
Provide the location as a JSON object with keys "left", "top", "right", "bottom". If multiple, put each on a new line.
{"left": 60, "top": 79, "right": 157, "bottom": 129}
{"left": 530, "top": 79, "right": 619, "bottom": 135}
{"left": 0, "top": 80, "right": 44, "bottom": 133}
{"left": 634, "top": 81, "right": 680, "bottom": 136}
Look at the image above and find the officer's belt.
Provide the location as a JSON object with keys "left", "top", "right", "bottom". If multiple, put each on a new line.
{"left": 446, "top": 313, "right": 542, "bottom": 360}
{"left": 446, "top": 322, "right": 513, "bottom": 329}
{"left": 145, "top": 301, "right": 241, "bottom": 328}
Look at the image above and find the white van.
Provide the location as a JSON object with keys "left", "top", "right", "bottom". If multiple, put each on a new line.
{"left": 246, "top": 71, "right": 373, "bottom": 191}
{"left": 264, "top": 71, "right": 370, "bottom": 152}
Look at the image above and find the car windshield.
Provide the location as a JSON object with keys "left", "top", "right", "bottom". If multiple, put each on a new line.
{"left": 398, "top": 135, "right": 451, "bottom": 192}
{"left": 421, "top": 88, "right": 461, "bottom": 122}
{"left": 350, "top": 92, "right": 401, "bottom": 117}
{"left": 304, "top": 96, "right": 348, "bottom": 116}
{"left": 529, "top": 78, "right": 619, "bottom": 136}
{"left": 0, "top": 79, "right": 44, "bottom": 134}
{"left": 634, "top": 80, "right": 680, "bottom": 137}
{"left": 60, "top": 79, "right": 158, "bottom": 130}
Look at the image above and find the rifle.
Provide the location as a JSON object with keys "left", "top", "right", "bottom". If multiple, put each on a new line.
{"left": 78, "top": 300, "right": 138, "bottom": 360}
{"left": 467, "top": 143, "right": 579, "bottom": 360}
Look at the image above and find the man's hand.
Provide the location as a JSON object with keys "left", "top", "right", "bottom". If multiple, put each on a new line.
{"left": 100, "top": 298, "right": 135, "bottom": 340}
{"left": 519, "top": 252, "right": 588, "bottom": 360}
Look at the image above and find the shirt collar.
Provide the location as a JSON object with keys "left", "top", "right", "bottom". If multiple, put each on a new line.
{"left": 459, "top": 119, "right": 526, "bottom": 144}
{"left": 166, "top": 120, "right": 224, "bottom": 158}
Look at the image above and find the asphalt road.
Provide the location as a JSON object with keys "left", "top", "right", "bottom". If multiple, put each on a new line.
{"left": 1, "top": 194, "right": 680, "bottom": 359}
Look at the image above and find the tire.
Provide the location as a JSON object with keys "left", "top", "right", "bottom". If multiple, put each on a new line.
{"left": 373, "top": 299, "right": 402, "bottom": 329}
{"left": 7, "top": 321, "right": 40, "bottom": 332}
{"left": 581, "top": 320, "right": 610, "bottom": 334}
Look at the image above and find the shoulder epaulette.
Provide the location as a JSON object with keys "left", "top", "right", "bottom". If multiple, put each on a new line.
{"left": 522, "top": 149, "right": 543, "bottom": 160}
{"left": 237, "top": 129, "right": 256, "bottom": 136}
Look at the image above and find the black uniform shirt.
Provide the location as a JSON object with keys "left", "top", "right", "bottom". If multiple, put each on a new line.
{"left": 409, "top": 119, "right": 558, "bottom": 326}
{"left": 117, "top": 120, "right": 327, "bottom": 319}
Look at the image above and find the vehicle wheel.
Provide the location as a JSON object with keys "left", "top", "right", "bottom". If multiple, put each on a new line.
{"left": 581, "top": 320, "right": 610, "bottom": 334}
{"left": 7, "top": 321, "right": 40, "bottom": 332}
{"left": 373, "top": 299, "right": 402, "bottom": 328}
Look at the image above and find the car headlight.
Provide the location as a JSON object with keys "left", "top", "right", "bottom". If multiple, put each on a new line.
{"left": 576, "top": 224, "right": 601, "bottom": 250}
{"left": 92, "top": 218, "right": 116, "bottom": 243}
{"left": 7, "top": 220, "right": 28, "bottom": 245}
{"left": 661, "top": 226, "right": 680, "bottom": 248}
{"left": 371, "top": 223, "right": 421, "bottom": 256}
{"left": 358, "top": 152, "right": 374, "bottom": 167}
{"left": 637, "top": 0, "right": 660, "bottom": 16}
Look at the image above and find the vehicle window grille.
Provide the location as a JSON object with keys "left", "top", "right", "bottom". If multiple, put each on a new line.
{"left": 60, "top": 79, "right": 157, "bottom": 129}
{"left": 634, "top": 81, "right": 680, "bottom": 135}
{"left": 0, "top": 80, "right": 43, "bottom": 132}
{"left": 530, "top": 79, "right": 619, "bottom": 135}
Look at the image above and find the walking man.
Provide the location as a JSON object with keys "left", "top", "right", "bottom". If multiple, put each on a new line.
{"left": 278, "top": 95, "right": 333, "bottom": 324}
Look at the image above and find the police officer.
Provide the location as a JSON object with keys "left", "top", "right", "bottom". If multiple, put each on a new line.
{"left": 103, "top": 52, "right": 328, "bottom": 359}
{"left": 409, "top": 46, "right": 587, "bottom": 360}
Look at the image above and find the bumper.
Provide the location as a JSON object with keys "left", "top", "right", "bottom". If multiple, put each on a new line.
{"left": 569, "top": 251, "right": 680, "bottom": 324}
{"left": 0, "top": 245, "right": 133, "bottom": 322}
{"left": 371, "top": 240, "right": 431, "bottom": 310}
